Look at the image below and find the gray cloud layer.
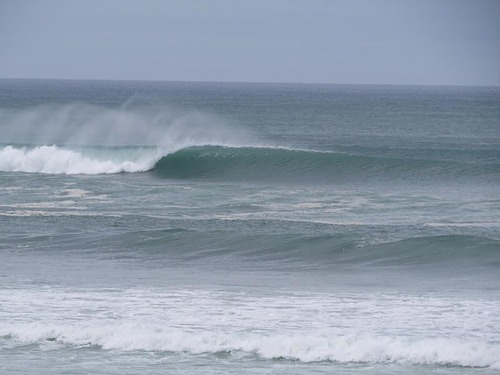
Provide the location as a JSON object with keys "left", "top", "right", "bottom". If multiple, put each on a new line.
{"left": 1, "top": 0, "right": 499, "bottom": 85}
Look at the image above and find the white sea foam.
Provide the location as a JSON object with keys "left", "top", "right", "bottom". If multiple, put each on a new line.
{"left": 1, "top": 287, "right": 499, "bottom": 368}
{"left": 0, "top": 145, "right": 153, "bottom": 174}
{"left": 0, "top": 210, "right": 117, "bottom": 217}
{"left": 1, "top": 322, "right": 499, "bottom": 368}
{"left": 60, "top": 188, "right": 90, "bottom": 198}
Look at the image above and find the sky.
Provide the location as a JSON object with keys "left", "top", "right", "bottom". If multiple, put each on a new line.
{"left": 1, "top": 0, "right": 499, "bottom": 86}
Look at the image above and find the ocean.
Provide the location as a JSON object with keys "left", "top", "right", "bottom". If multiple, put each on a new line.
{"left": 0, "top": 79, "right": 499, "bottom": 374}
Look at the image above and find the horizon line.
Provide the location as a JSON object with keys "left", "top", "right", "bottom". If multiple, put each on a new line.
{"left": 1, "top": 76, "right": 499, "bottom": 89}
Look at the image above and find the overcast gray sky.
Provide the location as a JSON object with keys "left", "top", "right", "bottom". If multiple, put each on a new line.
{"left": 1, "top": 0, "right": 499, "bottom": 86}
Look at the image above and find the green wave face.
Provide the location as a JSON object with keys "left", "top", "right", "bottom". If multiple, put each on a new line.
{"left": 152, "top": 145, "right": 497, "bottom": 185}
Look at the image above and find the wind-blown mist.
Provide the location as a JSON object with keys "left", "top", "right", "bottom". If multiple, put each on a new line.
{"left": 0, "top": 103, "right": 255, "bottom": 174}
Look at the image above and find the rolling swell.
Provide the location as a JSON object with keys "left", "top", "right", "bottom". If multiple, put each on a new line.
{"left": 89, "top": 228, "right": 500, "bottom": 270}
{"left": 153, "top": 145, "right": 496, "bottom": 184}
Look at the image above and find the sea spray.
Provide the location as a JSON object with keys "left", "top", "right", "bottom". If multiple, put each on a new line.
{"left": 0, "top": 102, "right": 258, "bottom": 174}
{"left": 0, "top": 102, "right": 254, "bottom": 148}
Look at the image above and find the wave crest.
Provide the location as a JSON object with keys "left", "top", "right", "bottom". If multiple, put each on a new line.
{"left": 2, "top": 322, "right": 499, "bottom": 368}
{"left": 1, "top": 143, "right": 496, "bottom": 182}
{"left": 152, "top": 145, "right": 493, "bottom": 184}
{"left": 0, "top": 102, "right": 256, "bottom": 174}
{"left": 0, "top": 145, "right": 154, "bottom": 174}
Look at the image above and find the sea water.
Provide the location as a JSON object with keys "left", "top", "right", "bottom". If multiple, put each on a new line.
{"left": 0, "top": 79, "right": 499, "bottom": 374}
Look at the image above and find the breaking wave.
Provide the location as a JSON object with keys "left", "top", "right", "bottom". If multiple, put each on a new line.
{"left": 1, "top": 103, "right": 497, "bottom": 182}
{"left": 1, "top": 144, "right": 496, "bottom": 186}
{"left": 0, "top": 145, "right": 154, "bottom": 174}
{"left": 2, "top": 322, "right": 499, "bottom": 368}
{"left": 0, "top": 102, "right": 255, "bottom": 174}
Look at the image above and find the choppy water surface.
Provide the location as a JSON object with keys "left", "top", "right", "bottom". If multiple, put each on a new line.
{"left": 1, "top": 79, "right": 499, "bottom": 374}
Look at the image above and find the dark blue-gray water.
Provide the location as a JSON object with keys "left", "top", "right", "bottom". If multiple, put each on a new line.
{"left": 1, "top": 79, "right": 499, "bottom": 374}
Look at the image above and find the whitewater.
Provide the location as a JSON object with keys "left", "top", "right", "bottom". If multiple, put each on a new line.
{"left": 1, "top": 79, "right": 499, "bottom": 374}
